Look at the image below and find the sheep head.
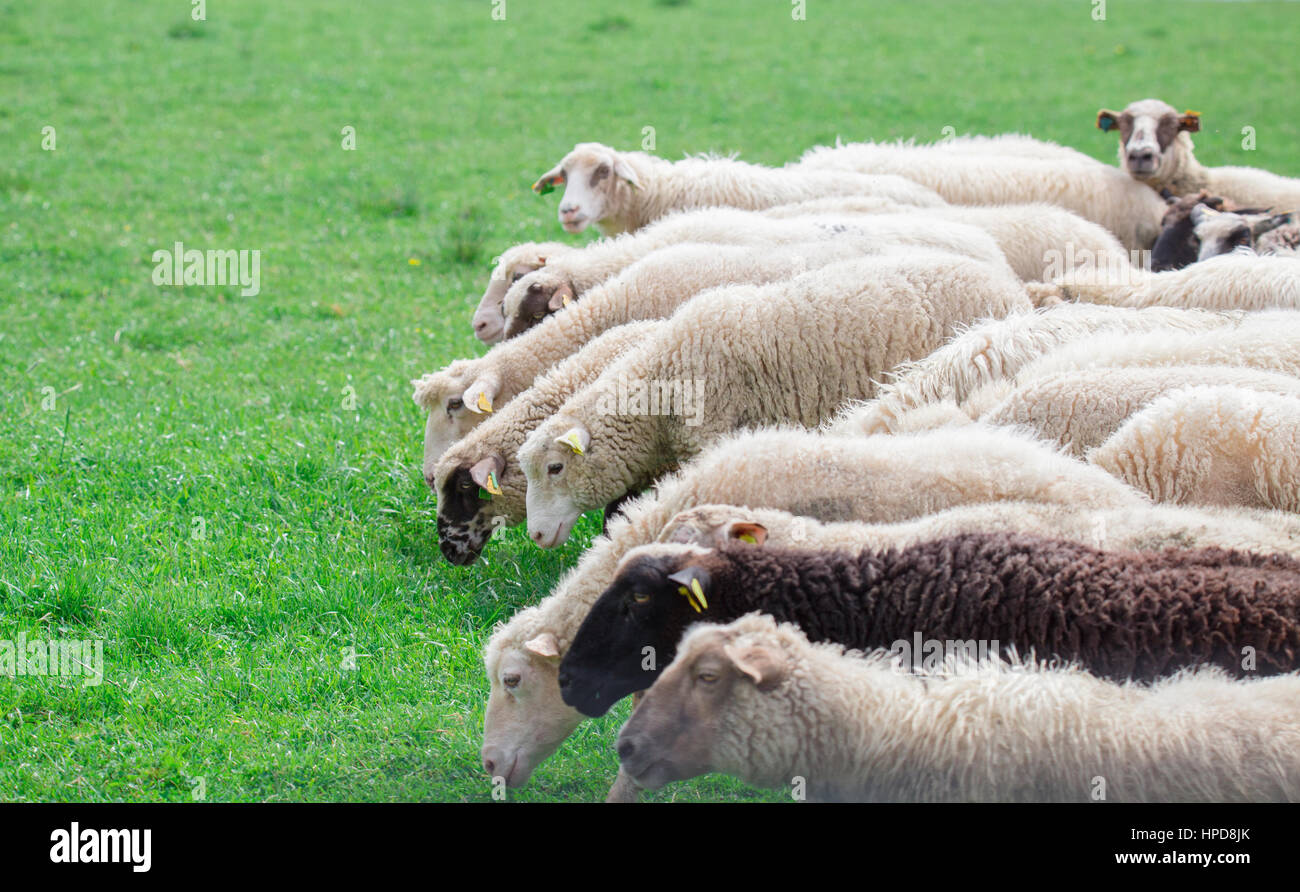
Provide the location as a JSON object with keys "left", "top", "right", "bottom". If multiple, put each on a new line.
{"left": 433, "top": 451, "right": 513, "bottom": 566}
{"left": 1188, "top": 205, "right": 1292, "bottom": 261}
{"left": 501, "top": 268, "right": 577, "bottom": 339}
{"left": 411, "top": 361, "right": 499, "bottom": 473}
{"left": 1097, "top": 99, "right": 1199, "bottom": 184}
{"left": 519, "top": 419, "right": 594, "bottom": 548}
{"left": 615, "top": 613, "right": 792, "bottom": 791}
{"left": 481, "top": 628, "right": 582, "bottom": 789}
{"left": 658, "top": 504, "right": 771, "bottom": 549}
{"left": 475, "top": 243, "right": 570, "bottom": 343}
{"left": 533, "top": 142, "right": 641, "bottom": 234}
{"left": 558, "top": 543, "right": 714, "bottom": 717}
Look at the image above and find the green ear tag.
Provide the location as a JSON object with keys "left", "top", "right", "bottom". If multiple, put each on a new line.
{"left": 478, "top": 488, "right": 493, "bottom": 501}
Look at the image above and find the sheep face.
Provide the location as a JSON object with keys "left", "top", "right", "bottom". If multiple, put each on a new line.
{"left": 520, "top": 421, "right": 592, "bottom": 548}
{"left": 1097, "top": 99, "right": 1199, "bottom": 183}
{"left": 413, "top": 364, "right": 497, "bottom": 471}
{"left": 558, "top": 545, "right": 712, "bottom": 717}
{"left": 658, "top": 505, "right": 771, "bottom": 549}
{"left": 434, "top": 454, "right": 512, "bottom": 565}
{"left": 532, "top": 142, "right": 641, "bottom": 234}
{"left": 1151, "top": 192, "right": 1227, "bottom": 272}
{"left": 481, "top": 634, "right": 583, "bottom": 788}
{"left": 475, "top": 249, "right": 556, "bottom": 343}
{"left": 501, "top": 269, "right": 577, "bottom": 339}
{"left": 1192, "top": 206, "right": 1294, "bottom": 261}
{"left": 616, "top": 620, "right": 790, "bottom": 791}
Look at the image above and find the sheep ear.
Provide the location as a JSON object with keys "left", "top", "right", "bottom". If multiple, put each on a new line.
{"left": 1190, "top": 204, "right": 1219, "bottom": 225}
{"left": 723, "top": 642, "right": 787, "bottom": 692}
{"left": 1253, "top": 212, "right": 1295, "bottom": 237}
{"left": 469, "top": 455, "right": 506, "bottom": 494}
{"left": 612, "top": 155, "right": 641, "bottom": 190}
{"left": 726, "top": 521, "right": 768, "bottom": 546}
{"left": 1179, "top": 111, "right": 1201, "bottom": 133}
{"left": 532, "top": 164, "right": 565, "bottom": 196}
{"left": 555, "top": 425, "right": 590, "bottom": 455}
{"left": 1096, "top": 109, "right": 1120, "bottom": 133}
{"left": 667, "top": 566, "right": 711, "bottom": 613}
{"left": 463, "top": 378, "right": 499, "bottom": 415}
{"left": 524, "top": 633, "right": 560, "bottom": 659}
{"left": 547, "top": 282, "right": 575, "bottom": 312}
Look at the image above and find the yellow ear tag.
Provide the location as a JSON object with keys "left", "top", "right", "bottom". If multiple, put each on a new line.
{"left": 738, "top": 534, "right": 757, "bottom": 545}
{"left": 558, "top": 430, "right": 585, "bottom": 454}
{"left": 561, "top": 293, "right": 572, "bottom": 308}
{"left": 476, "top": 392, "right": 493, "bottom": 414}
{"left": 677, "top": 585, "right": 702, "bottom": 614}
{"left": 485, "top": 471, "right": 503, "bottom": 496}
{"left": 689, "top": 578, "right": 708, "bottom": 610}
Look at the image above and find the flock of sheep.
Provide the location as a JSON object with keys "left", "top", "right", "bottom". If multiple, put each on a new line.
{"left": 412, "top": 97, "right": 1300, "bottom": 802}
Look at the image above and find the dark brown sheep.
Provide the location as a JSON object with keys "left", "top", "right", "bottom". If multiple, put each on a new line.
{"left": 557, "top": 532, "right": 1300, "bottom": 717}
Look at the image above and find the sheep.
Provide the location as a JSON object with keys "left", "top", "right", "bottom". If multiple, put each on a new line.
{"left": 479, "top": 425, "right": 1147, "bottom": 791}
{"left": 530, "top": 142, "right": 944, "bottom": 236}
{"left": 760, "top": 197, "right": 1138, "bottom": 284}
{"left": 474, "top": 242, "right": 574, "bottom": 344}
{"left": 1190, "top": 205, "right": 1298, "bottom": 262}
{"left": 411, "top": 213, "right": 1013, "bottom": 463}
{"left": 1091, "top": 387, "right": 1300, "bottom": 513}
{"left": 795, "top": 139, "right": 1168, "bottom": 250}
{"left": 561, "top": 531, "right": 1300, "bottom": 718}
{"left": 499, "top": 207, "right": 1011, "bottom": 338}
{"left": 657, "top": 499, "right": 1300, "bottom": 562}
{"left": 618, "top": 613, "right": 1300, "bottom": 802}
{"left": 518, "top": 252, "right": 1032, "bottom": 548}
{"left": 825, "top": 303, "right": 1237, "bottom": 437}
{"left": 1098, "top": 98, "right": 1300, "bottom": 210}
{"left": 976, "top": 366, "right": 1300, "bottom": 456}
{"left": 430, "top": 322, "right": 659, "bottom": 566}
{"left": 1150, "top": 191, "right": 1250, "bottom": 272}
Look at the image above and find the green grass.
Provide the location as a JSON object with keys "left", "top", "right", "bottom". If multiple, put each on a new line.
{"left": 1, "top": 0, "right": 1296, "bottom": 802}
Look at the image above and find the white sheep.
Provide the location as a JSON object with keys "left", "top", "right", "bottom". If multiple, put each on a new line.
{"left": 1098, "top": 98, "right": 1300, "bottom": 210}
{"left": 411, "top": 214, "right": 1012, "bottom": 462}
{"left": 1030, "top": 251, "right": 1300, "bottom": 311}
{"left": 795, "top": 139, "right": 1168, "bottom": 250}
{"left": 531, "top": 142, "right": 943, "bottom": 236}
{"left": 518, "top": 251, "right": 1031, "bottom": 547}
{"left": 975, "top": 365, "right": 1300, "bottom": 456}
{"left": 480, "top": 425, "right": 1147, "bottom": 792}
{"left": 618, "top": 613, "right": 1300, "bottom": 802}
{"left": 826, "top": 304, "right": 1238, "bottom": 437}
{"left": 657, "top": 499, "right": 1300, "bottom": 562}
{"left": 1090, "top": 386, "right": 1300, "bottom": 513}
{"left": 474, "top": 242, "right": 574, "bottom": 344}
{"left": 429, "top": 322, "right": 658, "bottom": 566}
{"left": 759, "top": 197, "right": 1138, "bottom": 283}
{"left": 499, "top": 206, "right": 1011, "bottom": 337}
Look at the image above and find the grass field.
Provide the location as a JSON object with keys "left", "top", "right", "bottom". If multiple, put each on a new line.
{"left": 1, "top": 0, "right": 1297, "bottom": 802}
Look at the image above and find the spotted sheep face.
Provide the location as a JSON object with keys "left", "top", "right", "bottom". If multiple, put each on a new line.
{"left": 434, "top": 453, "right": 511, "bottom": 565}
{"left": 501, "top": 269, "right": 577, "bottom": 339}
{"left": 1096, "top": 98, "right": 1200, "bottom": 182}
{"left": 1191, "top": 206, "right": 1296, "bottom": 262}
{"left": 475, "top": 254, "right": 548, "bottom": 343}
{"left": 532, "top": 142, "right": 641, "bottom": 234}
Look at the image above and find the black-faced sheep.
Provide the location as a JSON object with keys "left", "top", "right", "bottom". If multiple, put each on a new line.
{"left": 618, "top": 613, "right": 1300, "bottom": 802}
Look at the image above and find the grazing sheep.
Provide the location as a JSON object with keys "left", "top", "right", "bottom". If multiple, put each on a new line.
{"left": 1098, "top": 98, "right": 1300, "bottom": 210}
{"left": 411, "top": 214, "right": 1011, "bottom": 463}
{"left": 618, "top": 613, "right": 1300, "bottom": 802}
{"left": 762, "top": 197, "right": 1137, "bottom": 283}
{"left": 1029, "top": 251, "right": 1300, "bottom": 311}
{"left": 531, "top": 142, "right": 943, "bottom": 236}
{"left": 826, "top": 304, "right": 1236, "bottom": 437}
{"left": 474, "top": 242, "right": 573, "bottom": 344}
{"left": 500, "top": 208, "right": 1011, "bottom": 338}
{"left": 518, "top": 252, "right": 1031, "bottom": 548}
{"left": 1190, "top": 205, "right": 1298, "bottom": 262}
{"left": 657, "top": 499, "right": 1300, "bottom": 562}
{"left": 430, "top": 322, "right": 658, "bottom": 566}
{"left": 561, "top": 532, "right": 1300, "bottom": 717}
{"left": 480, "top": 425, "right": 1147, "bottom": 790}
{"left": 795, "top": 139, "right": 1168, "bottom": 250}
{"left": 978, "top": 365, "right": 1300, "bottom": 455}
{"left": 1091, "top": 387, "right": 1300, "bottom": 513}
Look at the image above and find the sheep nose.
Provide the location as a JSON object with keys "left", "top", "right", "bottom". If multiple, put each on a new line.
{"left": 482, "top": 755, "right": 495, "bottom": 774}
{"left": 559, "top": 204, "right": 578, "bottom": 217}
{"left": 617, "top": 738, "right": 636, "bottom": 761}
{"left": 1129, "top": 149, "right": 1155, "bottom": 164}
{"left": 531, "top": 529, "right": 545, "bottom": 543}
{"left": 424, "top": 471, "right": 436, "bottom": 490}
{"left": 473, "top": 319, "right": 488, "bottom": 333}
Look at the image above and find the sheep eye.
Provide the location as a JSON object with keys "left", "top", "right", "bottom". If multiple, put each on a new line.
{"left": 697, "top": 672, "right": 719, "bottom": 684}
{"left": 532, "top": 312, "right": 546, "bottom": 320}
{"left": 547, "top": 462, "right": 563, "bottom": 476}
{"left": 503, "top": 672, "right": 521, "bottom": 689}
{"left": 459, "top": 477, "right": 475, "bottom": 490}
{"left": 632, "top": 592, "right": 650, "bottom": 605}
{"left": 447, "top": 398, "right": 463, "bottom": 412}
